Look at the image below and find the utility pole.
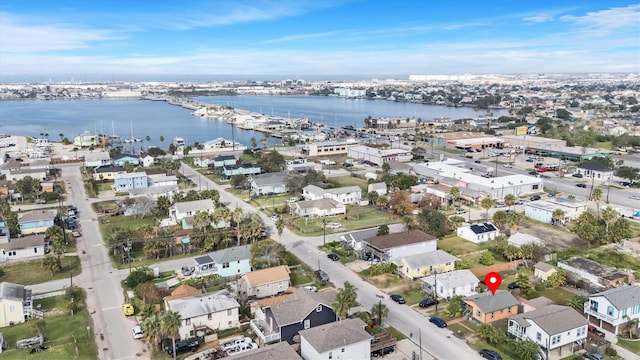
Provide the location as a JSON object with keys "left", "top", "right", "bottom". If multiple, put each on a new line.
{"left": 322, "top": 219, "right": 326, "bottom": 246}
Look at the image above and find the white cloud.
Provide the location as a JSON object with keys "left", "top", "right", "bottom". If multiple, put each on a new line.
{"left": 523, "top": 13, "right": 554, "bottom": 23}
{"left": 560, "top": 4, "right": 640, "bottom": 35}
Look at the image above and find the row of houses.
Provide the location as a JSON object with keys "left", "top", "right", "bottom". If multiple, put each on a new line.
{"left": 0, "top": 211, "right": 56, "bottom": 261}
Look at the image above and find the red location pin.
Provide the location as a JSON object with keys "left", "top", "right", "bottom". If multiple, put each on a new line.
{"left": 484, "top": 272, "right": 502, "bottom": 295}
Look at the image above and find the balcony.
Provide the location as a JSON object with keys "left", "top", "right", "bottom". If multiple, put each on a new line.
{"left": 250, "top": 319, "right": 280, "bottom": 344}
{"left": 583, "top": 304, "right": 618, "bottom": 324}
{"left": 507, "top": 322, "right": 527, "bottom": 340}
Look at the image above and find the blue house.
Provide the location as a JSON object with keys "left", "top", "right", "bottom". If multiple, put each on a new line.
{"left": 192, "top": 245, "right": 252, "bottom": 278}
{"left": 212, "top": 155, "right": 237, "bottom": 168}
{"left": 193, "top": 156, "right": 214, "bottom": 168}
{"left": 18, "top": 210, "right": 56, "bottom": 235}
{"left": 221, "top": 163, "right": 261, "bottom": 179}
{"left": 113, "top": 154, "right": 140, "bottom": 167}
{"left": 114, "top": 172, "right": 148, "bottom": 192}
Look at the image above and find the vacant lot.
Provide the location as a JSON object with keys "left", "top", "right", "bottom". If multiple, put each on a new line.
{"left": 517, "top": 220, "right": 583, "bottom": 251}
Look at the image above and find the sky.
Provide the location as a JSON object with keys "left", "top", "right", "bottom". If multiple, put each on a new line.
{"left": 0, "top": 0, "right": 639, "bottom": 80}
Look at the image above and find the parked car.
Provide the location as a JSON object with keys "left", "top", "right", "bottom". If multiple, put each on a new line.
{"left": 474, "top": 160, "right": 481, "bottom": 163}
{"left": 165, "top": 340, "right": 199, "bottom": 356}
{"left": 455, "top": 208, "right": 466, "bottom": 215}
{"left": 429, "top": 317, "right": 447, "bottom": 328}
{"left": 572, "top": 173, "right": 584, "bottom": 178}
{"left": 419, "top": 298, "right": 439, "bottom": 308}
{"left": 303, "top": 285, "right": 318, "bottom": 292}
{"left": 390, "top": 294, "right": 406, "bottom": 304}
{"left": 576, "top": 183, "right": 587, "bottom": 188}
{"left": 525, "top": 158, "right": 535, "bottom": 162}
{"left": 583, "top": 352, "right": 605, "bottom": 360}
{"left": 530, "top": 195, "right": 541, "bottom": 201}
{"left": 495, "top": 202, "right": 506, "bottom": 208}
{"left": 503, "top": 163, "right": 513, "bottom": 168}
{"left": 507, "top": 282, "right": 519, "bottom": 289}
{"left": 342, "top": 162, "right": 354, "bottom": 168}
{"left": 327, "top": 222, "right": 342, "bottom": 229}
{"left": 271, "top": 214, "right": 279, "bottom": 221}
{"left": 588, "top": 325, "right": 605, "bottom": 338}
{"left": 314, "top": 269, "right": 330, "bottom": 282}
{"left": 479, "top": 349, "right": 502, "bottom": 360}
{"left": 181, "top": 266, "right": 192, "bottom": 277}
{"left": 372, "top": 346, "right": 395, "bottom": 357}
{"left": 327, "top": 253, "right": 339, "bottom": 261}
{"left": 131, "top": 325, "right": 143, "bottom": 340}
{"left": 528, "top": 171, "right": 539, "bottom": 176}
{"left": 514, "top": 200, "right": 525, "bottom": 205}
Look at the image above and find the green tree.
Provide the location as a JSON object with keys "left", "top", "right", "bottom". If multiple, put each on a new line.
{"left": 622, "top": 315, "right": 639, "bottom": 338}
{"left": 333, "top": 281, "right": 358, "bottom": 319}
{"left": 275, "top": 218, "right": 285, "bottom": 240}
{"left": 449, "top": 186, "right": 460, "bottom": 208}
{"left": 42, "top": 255, "right": 58, "bottom": 275}
{"left": 417, "top": 208, "right": 448, "bottom": 238}
{"left": 250, "top": 239, "right": 286, "bottom": 269}
{"left": 370, "top": 302, "right": 389, "bottom": 325}
{"left": 126, "top": 268, "right": 153, "bottom": 289}
{"left": 504, "top": 194, "right": 516, "bottom": 209}
{"left": 232, "top": 207, "right": 245, "bottom": 246}
{"left": 516, "top": 269, "right": 533, "bottom": 294}
{"left": 230, "top": 174, "right": 248, "bottom": 189}
{"left": 572, "top": 212, "right": 602, "bottom": 247}
{"left": 480, "top": 197, "right": 496, "bottom": 220}
{"left": 445, "top": 295, "right": 464, "bottom": 317}
{"left": 142, "top": 314, "right": 162, "bottom": 350}
{"left": 601, "top": 206, "right": 617, "bottom": 238}
{"left": 45, "top": 225, "right": 65, "bottom": 267}
{"left": 377, "top": 225, "right": 389, "bottom": 236}
{"left": 389, "top": 190, "right": 413, "bottom": 216}
{"left": 615, "top": 166, "right": 640, "bottom": 183}
{"left": 546, "top": 270, "right": 566, "bottom": 289}
{"left": 513, "top": 339, "right": 542, "bottom": 360}
{"left": 492, "top": 211, "right": 508, "bottom": 231}
{"left": 250, "top": 137, "right": 257, "bottom": 149}
{"left": 591, "top": 187, "right": 602, "bottom": 216}
{"left": 567, "top": 295, "right": 588, "bottom": 312}
{"left": 552, "top": 208, "right": 565, "bottom": 226}
{"left": 162, "top": 311, "right": 182, "bottom": 360}
{"left": 193, "top": 210, "right": 212, "bottom": 235}
{"left": 479, "top": 252, "right": 495, "bottom": 265}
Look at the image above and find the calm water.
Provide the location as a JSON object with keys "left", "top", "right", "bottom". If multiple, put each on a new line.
{"left": 0, "top": 96, "right": 508, "bottom": 149}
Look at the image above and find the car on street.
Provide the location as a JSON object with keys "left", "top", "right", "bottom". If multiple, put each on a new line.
{"left": 507, "top": 282, "right": 519, "bottom": 289}
{"left": 576, "top": 183, "right": 587, "bottom": 188}
{"left": 514, "top": 200, "right": 525, "bottom": 205}
{"left": 390, "top": 294, "right": 406, "bottom": 304}
{"left": 181, "top": 266, "right": 192, "bottom": 277}
{"left": 525, "top": 158, "right": 534, "bottom": 162}
{"left": 342, "top": 162, "right": 353, "bottom": 168}
{"left": 495, "top": 202, "right": 506, "bottom": 208}
{"left": 271, "top": 214, "right": 279, "bottom": 220}
{"left": 572, "top": 173, "right": 584, "bottom": 178}
{"left": 304, "top": 285, "right": 317, "bottom": 292}
{"left": 530, "top": 195, "right": 541, "bottom": 201}
{"left": 479, "top": 349, "right": 502, "bottom": 360}
{"left": 314, "top": 269, "right": 330, "bottom": 282}
{"left": 327, "top": 222, "right": 342, "bottom": 229}
{"left": 631, "top": 195, "right": 640, "bottom": 200}
{"left": 418, "top": 298, "right": 439, "bottom": 308}
{"left": 429, "top": 317, "right": 447, "bottom": 328}
{"left": 132, "top": 325, "right": 143, "bottom": 340}
{"left": 474, "top": 160, "right": 481, "bottom": 163}
{"left": 327, "top": 253, "right": 339, "bottom": 261}
{"left": 455, "top": 208, "right": 466, "bottom": 215}
{"left": 583, "top": 352, "right": 605, "bottom": 360}
{"left": 588, "top": 325, "right": 605, "bottom": 338}
{"left": 503, "top": 163, "right": 512, "bottom": 168}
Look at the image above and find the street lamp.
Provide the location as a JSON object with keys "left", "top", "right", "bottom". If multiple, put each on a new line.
{"left": 322, "top": 219, "right": 326, "bottom": 246}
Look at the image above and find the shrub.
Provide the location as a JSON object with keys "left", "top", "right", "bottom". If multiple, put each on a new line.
{"left": 125, "top": 268, "right": 153, "bottom": 289}
{"left": 479, "top": 252, "right": 495, "bottom": 266}
{"left": 604, "top": 347, "right": 617, "bottom": 357}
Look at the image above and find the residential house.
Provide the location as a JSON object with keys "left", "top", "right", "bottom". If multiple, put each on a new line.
{"left": 347, "top": 145, "right": 412, "bottom": 165}
{"left": 163, "top": 284, "right": 202, "bottom": 303}
{"left": 508, "top": 304, "right": 588, "bottom": 358}
{"left": 0, "top": 159, "right": 21, "bottom": 178}
{"left": 534, "top": 262, "right": 558, "bottom": 282}
{"left": 367, "top": 182, "right": 387, "bottom": 196}
{"left": 73, "top": 131, "right": 98, "bottom": 147}
{"left": 0, "top": 234, "right": 47, "bottom": 261}
{"left": 386, "top": 160, "right": 412, "bottom": 175}
{"left": 84, "top": 151, "right": 111, "bottom": 167}
{"left": 144, "top": 168, "right": 168, "bottom": 180}
{"left": 250, "top": 172, "right": 288, "bottom": 196}
{"left": 584, "top": 285, "right": 640, "bottom": 335}
{"left": 140, "top": 154, "right": 154, "bottom": 167}
{"left": 575, "top": 162, "right": 614, "bottom": 184}
{"left": 251, "top": 288, "right": 338, "bottom": 344}
{"left": 524, "top": 198, "right": 588, "bottom": 225}
{"left": 40, "top": 182, "right": 54, "bottom": 193}
{"left": 456, "top": 222, "right": 500, "bottom": 243}
{"left": 192, "top": 245, "right": 252, "bottom": 279}
{"left": 340, "top": 228, "right": 378, "bottom": 253}
{"left": 463, "top": 290, "right": 520, "bottom": 323}
{"left": 0, "top": 282, "right": 34, "bottom": 327}
{"left": 193, "top": 156, "right": 213, "bottom": 168}
{"left": 289, "top": 199, "right": 346, "bottom": 218}
{"left": 558, "top": 257, "right": 633, "bottom": 290}
{"left": 165, "top": 289, "right": 240, "bottom": 340}
{"left": 363, "top": 230, "right": 438, "bottom": 262}
{"left": 239, "top": 265, "right": 291, "bottom": 299}
{"left": 170, "top": 199, "right": 216, "bottom": 222}
{"left": 203, "top": 138, "right": 246, "bottom": 152}
{"left": 5, "top": 168, "right": 47, "bottom": 182}
{"left": 93, "top": 165, "right": 125, "bottom": 181}
{"left": 114, "top": 172, "right": 148, "bottom": 192}
{"left": 508, "top": 232, "right": 546, "bottom": 248}
{"left": 112, "top": 154, "right": 140, "bottom": 167}
{"left": 18, "top": 210, "right": 55, "bottom": 235}
{"left": 302, "top": 185, "right": 362, "bottom": 205}
{"left": 221, "top": 164, "right": 261, "bottom": 180}
{"left": 299, "top": 318, "right": 372, "bottom": 360}
{"left": 230, "top": 342, "right": 301, "bottom": 360}
{"left": 148, "top": 175, "right": 178, "bottom": 188}
{"left": 394, "top": 250, "right": 459, "bottom": 279}
{"left": 422, "top": 269, "right": 480, "bottom": 299}
{"left": 211, "top": 155, "right": 237, "bottom": 168}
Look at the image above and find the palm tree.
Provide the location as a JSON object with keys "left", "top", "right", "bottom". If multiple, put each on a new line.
{"left": 492, "top": 211, "right": 508, "bottom": 231}
{"left": 370, "top": 302, "right": 389, "bottom": 326}
{"left": 231, "top": 207, "right": 244, "bottom": 246}
{"left": 480, "top": 197, "right": 495, "bottom": 220}
{"left": 59, "top": 133, "right": 64, "bottom": 142}
{"left": 551, "top": 208, "right": 565, "bottom": 226}
{"left": 275, "top": 218, "right": 285, "bottom": 240}
{"left": 623, "top": 315, "right": 639, "bottom": 338}
{"left": 193, "top": 211, "right": 212, "bottom": 235}
{"left": 567, "top": 295, "right": 588, "bottom": 312}
{"left": 591, "top": 187, "right": 602, "bottom": 216}
{"left": 449, "top": 186, "right": 460, "bottom": 208}
{"left": 156, "top": 195, "right": 171, "bottom": 215}
{"left": 513, "top": 339, "right": 542, "bottom": 360}
{"left": 142, "top": 314, "right": 163, "bottom": 350}
{"left": 601, "top": 206, "right": 617, "bottom": 237}
{"left": 213, "top": 206, "right": 231, "bottom": 229}
{"left": 42, "top": 255, "right": 58, "bottom": 275}
{"left": 162, "top": 311, "right": 182, "bottom": 360}
{"left": 504, "top": 194, "right": 516, "bottom": 210}
{"left": 332, "top": 282, "right": 358, "bottom": 319}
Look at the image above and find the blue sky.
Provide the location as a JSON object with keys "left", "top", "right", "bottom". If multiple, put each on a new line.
{"left": 1, "top": 1, "right": 639, "bottom": 79}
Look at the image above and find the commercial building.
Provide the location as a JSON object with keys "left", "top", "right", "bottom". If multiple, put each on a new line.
{"left": 347, "top": 145, "right": 412, "bottom": 166}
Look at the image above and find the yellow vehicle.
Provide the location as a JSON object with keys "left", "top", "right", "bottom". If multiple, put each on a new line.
{"left": 122, "top": 303, "right": 134, "bottom": 316}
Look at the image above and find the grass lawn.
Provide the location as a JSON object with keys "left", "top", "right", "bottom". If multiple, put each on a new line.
{"left": 438, "top": 235, "right": 483, "bottom": 256}
{"left": 289, "top": 206, "right": 398, "bottom": 236}
{"left": 537, "top": 287, "right": 577, "bottom": 306}
{"left": 0, "top": 256, "right": 81, "bottom": 285}
{"left": 0, "top": 301, "right": 97, "bottom": 359}
{"left": 384, "top": 326, "right": 407, "bottom": 341}
{"left": 318, "top": 242, "right": 357, "bottom": 264}
{"left": 617, "top": 338, "right": 640, "bottom": 354}
{"left": 100, "top": 215, "right": 157, "bottom": 235}
{"left": 327, "top": 176, "right": 369, "bottom": 192}
{"left": 96, "top": 182, "right": 113, "bottom": 192}
{"left": 584, "top": 248, "right": 640, "bottom": 271}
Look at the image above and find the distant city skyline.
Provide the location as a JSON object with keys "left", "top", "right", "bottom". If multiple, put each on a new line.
{"left": 1, "top": 1, "right": 639, "bottom": 80}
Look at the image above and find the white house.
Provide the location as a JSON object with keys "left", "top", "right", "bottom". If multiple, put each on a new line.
{"left": 456, "top": 223, "right": 500, "bottom": 243}
{"left": 534, "top": 262, "right": 558, "bottom": 282}
{"left": 84, "top": 151, "right": 111, "bottom": 167}
{"left": 73, "top": 131, "right": 99, "bottom": 147}
{"left": 421, "top": 269, "right": 479, "bottom": 299}
{"left": 289, "top": 199, "right": 346, "bottom": 218}
{"left": 363, "top": 230, "right": 437, "bottom": 262}
{"left": 299, "top": 318, "right": 371, "bottom": 360}
{"left": 575, "top": 162, "right": 614, "bottom": 185}
{"left": 347, "top": 145, "right": 412, "bottom": 165}
{"left": 165, "top": 289, "right": 240, "bottom": 340}
{"left": 302, "top": 185, "right": 362, "bottom": 205}
{"left": 508, "top": 232, "right": 546, "bottom": 248}
{"left": 169, "top": 199, "right": 216, "bottom": 222}
{"left": 584, "top": 285, "right": 640, "bottom": 335}
{"left": 0, "top": 234, "right": 47, "bottom": 261}
{"left": 367, "top": 182, "right": 387, "bottom": 196}
{"left": 524, "top": 198, "right": 588, "bottom": 225}
{"left": 508, "top": 305, "right": 588, "bottom": 359}
{"left": 340, "top": 228, "right": 378, "bottom": 253}
{"left": 140, "top": 154, "right": 154, "bottom": 167}
{"left": 0, "top": 282, "right": 34, "bottom": 327}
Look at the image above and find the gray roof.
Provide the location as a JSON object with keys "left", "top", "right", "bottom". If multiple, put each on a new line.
{"left": 194, "top": 255, "right": 213, "bottom": 266}
{"left": 251, "top": 171, "right": 288, "bottom": 187}
{"left": 173, "top": 199, "right": 215, "bottom": 214}
{"left": 293, "top": 198, "right": 342, "bottom": 211}
{"left": 299, "top": 318, "right": 372, "bottom": 353}
{"left": 269, "top": 288, "right": 337, "bottom": 326}
{"left": 209, "top": 245, "right": 251, "bottom": 264}
{"left": 0, "top": 282, "right": 31, "bottom": 302}
{"left": 509, "top": 232, "right": 545, "bottom": 247}
{"left": 590, "top": 284, "right": 640, "bottom": 310}
{"left": 303, "top": 184, "right": 361, "bottom": 197}
{"left": 341, "top": 228, "right": 379, "bottom": 243}
{"left": 166, "top": 290, "right": 239, "bottom": 319}
{"left": 534, "top": 262, "right": 556, "bottom": 273}
{"left": 422, "top": 269, "right": 479, "bottom": 289}
{"left": 464, "top": 290, "right": 520, "bottom": 313}
{"left": 368, "top": 182, "right": 387, "bottom": 191}
{"left": 0, "top": 234, "right": 46, "bottom": 251}
{"left": 398, "top": 250, "right": 459, "bottom": 268}
{"left": 94, "top": 165, "right": 125, "bottom": 173}
{"left": 510, "top": 304, "right": 587, "bottom": 335}
{"left": 18, "top": 210, "right": 56, "bottom": 223}
{"left": 231, "top": 342, "right": 301, "bottom": 360}
{"left": 577, "top": 162, "right": 611, "bottom": 172}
